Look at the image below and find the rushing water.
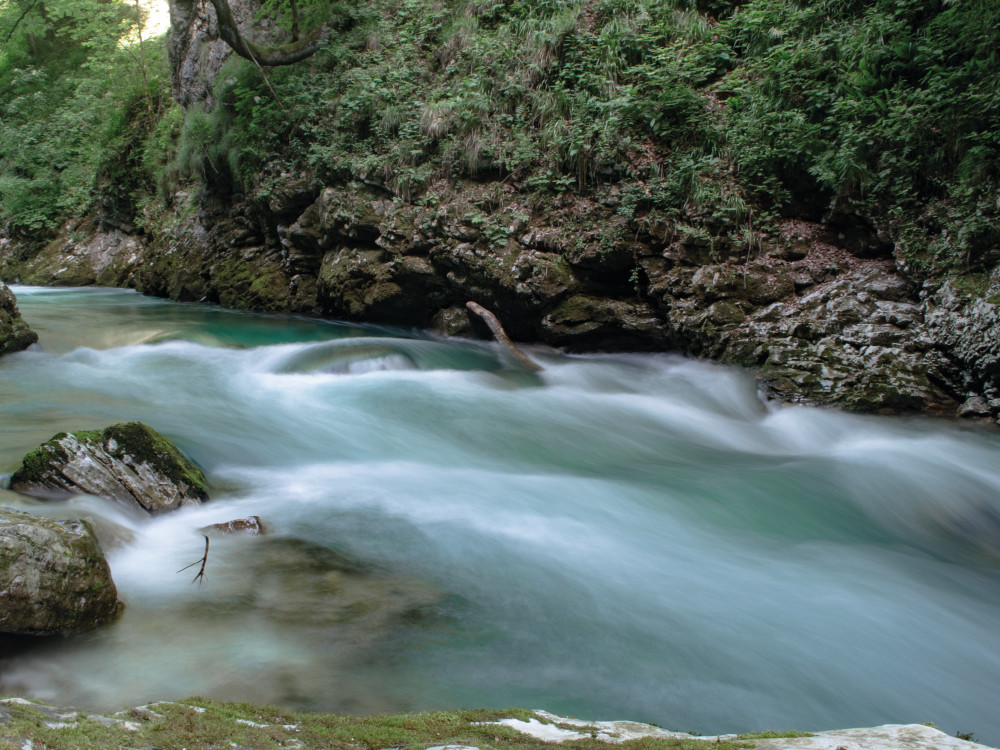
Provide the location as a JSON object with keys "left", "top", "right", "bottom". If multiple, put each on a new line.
{"left": 2, "top": 286, "right": 1000, "bottom": 742}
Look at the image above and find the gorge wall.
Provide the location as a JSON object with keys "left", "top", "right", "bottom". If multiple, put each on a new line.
{"left": 1, "top": 0, "right": 998, "bottom": 422}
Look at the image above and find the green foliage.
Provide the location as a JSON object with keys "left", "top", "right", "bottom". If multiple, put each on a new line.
{"left": 2, "top": 0, "right": 997, "bottom": 287}
{"left": 722, "top": 0, "right": 1000, "bottom": 272}
{"left": 0, "top": 0, "right": 171, "bottom": 233}
{"left": 160, "top": 0, "right": 722, "bottom": 203}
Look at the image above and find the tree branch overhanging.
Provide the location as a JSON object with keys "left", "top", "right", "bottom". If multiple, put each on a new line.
{"left": 3, "top": 0, "right": 41, "bottom": 43}
{"left": 208, "top": 0, "right": 327, "bottom": 66}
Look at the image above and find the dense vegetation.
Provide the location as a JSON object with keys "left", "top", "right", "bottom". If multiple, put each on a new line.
{"left": 0, "top": 0, "right": 171, "bottom": 235}
{"left": 1, "top": 0, "right": 998, "bottom": 280}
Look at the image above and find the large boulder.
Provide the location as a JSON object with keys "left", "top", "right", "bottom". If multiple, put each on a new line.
{"left": 0, "top": 507, "right": 122, "bottom": 635}
{"left": 0, "top": 282, "right": 37, "bottom": 357}
{"left": 10, "top": 422, "right": 209, "bottom": 514}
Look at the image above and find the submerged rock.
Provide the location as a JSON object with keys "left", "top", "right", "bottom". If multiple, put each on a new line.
{"left": 0, "top": 507, "right": 122, "bottom": 635}
{"left": 201, "top": 515, "right": 267, "bottom": 536}
{"left": 190, "top": 536, "right": 441, "bottom": 631}
{"left": 10, "top": 422, "right": 208, "bottom": 514}
{"left": 0, "top": 282, "right": 37, "bottom": 357}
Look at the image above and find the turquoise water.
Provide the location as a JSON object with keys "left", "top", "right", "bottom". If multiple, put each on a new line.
{"left": 2, "top": 286, "right": 999, "bottom": 742}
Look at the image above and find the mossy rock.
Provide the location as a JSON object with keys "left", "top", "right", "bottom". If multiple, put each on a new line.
{"left": 11, "top": 422, "right": 208, "bottom": 515}
{"left": 0, "top": 507, "right": 122, "bottom": 635}
{"left": 0, "top": 282, "right": 38, "bottom": 357}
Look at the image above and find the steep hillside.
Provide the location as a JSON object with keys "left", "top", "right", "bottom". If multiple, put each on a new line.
{"left": 1, "top": 0, "right": 998, "bottom": 418}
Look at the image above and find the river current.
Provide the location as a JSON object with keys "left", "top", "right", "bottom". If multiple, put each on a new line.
{"left": 1, "top": 286, "right": 999, "bottom": 742}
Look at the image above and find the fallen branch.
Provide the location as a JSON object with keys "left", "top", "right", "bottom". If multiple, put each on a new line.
{"left": 177, "top": 534, "right": 210, "bottom": 584}
{"left": 466, "top": 301, "right": 542, "bottom": 372}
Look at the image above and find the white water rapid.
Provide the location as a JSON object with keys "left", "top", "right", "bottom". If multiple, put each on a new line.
{"left": 1, "top": 286, "right": 999, "bottom": 743}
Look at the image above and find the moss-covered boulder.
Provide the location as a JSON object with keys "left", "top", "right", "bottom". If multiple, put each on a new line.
{"left": 10, "top": 422, "right": 209, "bottom": 515}
{"left": 0, "top": 507, "right": 122, "bottom": 635}
{"left": 0, "top": 282, "right": 37, "bottom": 357}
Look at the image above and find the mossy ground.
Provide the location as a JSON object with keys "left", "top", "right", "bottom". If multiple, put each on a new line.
{"left": 0, "top": 700, "right": 808, "bottom": 750}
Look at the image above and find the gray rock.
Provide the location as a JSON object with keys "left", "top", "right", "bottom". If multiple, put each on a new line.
{"left": 499, "top": 712, "right": 997, "bottom": 750}
{"left": 926, "top": 281, "right": 1000, "bottom": 412}
{"left": 540, "top": 295, "right": 669, "bottom": 351}
{"left": 0, "top": 507, "right": 122, "bottom": 635}
{"left": 0, "top": 282, "right": 37, "bottom": 357}
{"left": 187, "top": 536, "right": 441, "bottom": 631}
{"left": 957, "top": 396, "right": 992, "bottom": 419}
{"left": 10, "top": 422, "right": 209, "bottom": 515}
{"left": 661, "top": 258, "right": 958, "bottom": 412}
{"left": 201, "top": 515, "right": 267, "bottom": 536}
{"left": 432, "top": 305, "right": 475, "bottom": 337}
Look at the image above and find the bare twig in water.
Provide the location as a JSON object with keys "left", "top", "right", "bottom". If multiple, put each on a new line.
{"left": 465, "top": 301, "right": 542, "bottom": 371}
{"left": 177, "top": 534, "right": 210, "bottom": 584}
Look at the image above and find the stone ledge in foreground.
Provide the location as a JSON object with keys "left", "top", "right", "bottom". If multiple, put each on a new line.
{"left": 497, "top": 711, "right": 996, "bottom": 750}
{"left": 0, "top": 699, "right": 995, "bottom": 750}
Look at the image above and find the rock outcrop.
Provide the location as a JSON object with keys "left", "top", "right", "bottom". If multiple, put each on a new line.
{"left": 0, "top": 282, "right": 36, "bottom": 357}
{"left": 7, "top": 181, "right": 997, "bottom": 419}
{"left": 0, "top": 507, "right": 122, "bottom": 635}
{"left": 925, "top": 272, "right": 1000, "bottom": 417}
{"left": 495, "top": 712, "right": 995, "bottom": 750}
{"left": 10, "top": 422, "right": 209, "bottom": 514}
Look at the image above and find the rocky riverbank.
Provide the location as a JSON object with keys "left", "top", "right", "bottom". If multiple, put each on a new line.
{"left": 0, "top": 700, "right": 995, "bottom": 750}
{"left": 1, "top": 0, "right": 997, "bottom": 423}
{"left": 4, "top": 183, "right": 998, "bottom": 423}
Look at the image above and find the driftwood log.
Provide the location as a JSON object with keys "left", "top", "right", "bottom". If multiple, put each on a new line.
{"left": 466, "top": 301, "right": 542, "bottom": 372}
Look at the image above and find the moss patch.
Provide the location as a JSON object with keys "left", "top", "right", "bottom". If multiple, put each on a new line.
{"left": 0, "top": 700, "right": 811, "bottom": 750}
{"left": 102, "top": 422, "right": 208, "bottom": 499}
{"left": 9, "top": 436, "right": 70, "bottom": 485}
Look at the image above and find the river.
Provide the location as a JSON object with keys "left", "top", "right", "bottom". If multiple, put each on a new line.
{"left": 1, "top": 286, "right": 999, "bottom": 743}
